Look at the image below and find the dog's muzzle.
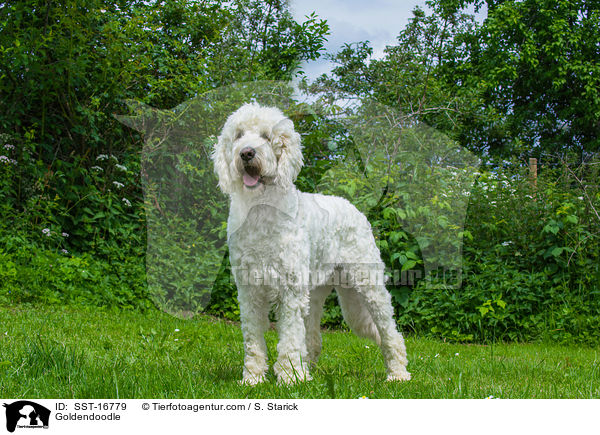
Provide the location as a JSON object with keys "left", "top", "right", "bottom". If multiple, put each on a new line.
{"left": 239, "top": 147, "right": 262, "bottom": 188}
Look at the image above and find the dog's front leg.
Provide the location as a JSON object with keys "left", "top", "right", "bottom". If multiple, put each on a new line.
{"left": 274, "top": 288, "right": 312, "bottom": 384}
{"left": 237, "top": 286, "right": 270, "bottom": 385}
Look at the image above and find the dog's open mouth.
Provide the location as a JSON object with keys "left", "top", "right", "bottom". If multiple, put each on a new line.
{"left": 242, "top": 165, "right": 262, "bottom": 188}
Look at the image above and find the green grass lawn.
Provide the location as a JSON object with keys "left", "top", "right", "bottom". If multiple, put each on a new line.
{"left": 0, "top": 305, "right": 598, "bottom": 399}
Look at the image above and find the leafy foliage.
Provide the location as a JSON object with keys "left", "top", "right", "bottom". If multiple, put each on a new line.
{"left": 396, "top": 160, "right": 600, "bottom": 344}
{"left": 462, "top": 0, "right": 600, "bottom": 157}
{"left": 310, "top": 0, "right": 600, "bottom": 158}
{"left": 308, "top": 5, "right": 481, "bottom": 144}
{"left": 210, "top": 0, "right": 329, "bottom": 83}
{"left": 0, "top": 231, "right": 149, "bottom": 310}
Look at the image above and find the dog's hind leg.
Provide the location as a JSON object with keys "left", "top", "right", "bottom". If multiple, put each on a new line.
{"left": 360, "top": 282, "right": 411, "bottom": 381}
{"left": 336, "top": 287, "right": 381, "bottom": 345}
{"left": 305, "top": 285, "right": 333, "bottom": 363}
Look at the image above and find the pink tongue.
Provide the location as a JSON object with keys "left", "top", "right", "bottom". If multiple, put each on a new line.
{"left": 243, "top": 172, "right": 260, "bottom": 187}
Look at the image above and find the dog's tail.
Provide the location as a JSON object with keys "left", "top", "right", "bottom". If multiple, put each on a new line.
{"left": 336, "top": 288, "right": 381, "bottom": 345}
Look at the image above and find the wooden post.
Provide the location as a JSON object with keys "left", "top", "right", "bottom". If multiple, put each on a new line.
{"left": 529, "top": 157, "right": 537, "bottom": 189}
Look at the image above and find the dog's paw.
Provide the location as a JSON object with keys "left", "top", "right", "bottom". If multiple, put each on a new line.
{"left": 274, "top": 361, "right": 312, "bottom": 385}
{"left": 386, "top": 371, "right": 411, "bottom": 382}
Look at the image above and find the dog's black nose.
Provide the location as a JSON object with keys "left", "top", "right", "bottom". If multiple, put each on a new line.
{"left": 240, "top": 147, "right": 256, "bottom": 162}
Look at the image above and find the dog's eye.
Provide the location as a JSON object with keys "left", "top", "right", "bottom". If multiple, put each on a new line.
{"left": 235, "top": 130, "right": 243, "bottom": 140}
{"left": 260, "top": 132, "right": 270, "bottom": 141}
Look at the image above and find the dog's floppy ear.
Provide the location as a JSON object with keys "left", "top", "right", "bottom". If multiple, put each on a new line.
{"left": 272, "top": 117, "right": 303, "bottom": 188}
{"left": 212, "top": 135, "right": 234, "bottom": 194}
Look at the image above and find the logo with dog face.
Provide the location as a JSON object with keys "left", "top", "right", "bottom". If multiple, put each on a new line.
{"left": 3, "top": 401, "right": 50, "bottom": 433}
{"left": 116, "top": 81, "right": 480, "bottom": 316}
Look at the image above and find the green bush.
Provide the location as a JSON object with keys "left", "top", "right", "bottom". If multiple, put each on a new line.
{"left": 395, "top": 161, "right": 600, "bottom": 344}
{"left": 0, "top": 232, "right": 150, "bottom": 310}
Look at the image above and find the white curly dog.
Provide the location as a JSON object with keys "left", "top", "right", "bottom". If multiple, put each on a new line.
{"left": 212, "top": 103, "right": 411, "bottom": 384}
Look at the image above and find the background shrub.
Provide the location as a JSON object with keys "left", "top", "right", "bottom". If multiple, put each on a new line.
{"left": 395, "top": 160, "right": 600, "bottom": 344}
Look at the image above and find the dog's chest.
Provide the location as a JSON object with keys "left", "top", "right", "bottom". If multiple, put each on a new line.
{"left": 228, "top": 204, "right": 308, "bottom": 267}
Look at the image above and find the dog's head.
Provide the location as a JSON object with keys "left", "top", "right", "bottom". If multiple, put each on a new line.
{"left": 212, "top": 103, "right": 303, "bottom": 194}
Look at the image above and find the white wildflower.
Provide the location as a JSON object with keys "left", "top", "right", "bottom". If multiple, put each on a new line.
{"left": 578, "top": 197, "right": 584, "bottom": 200}
{"left": 96, "top": 154, "right": 109, "bottom": 161}
{"left": 62, "top": 232, "right": 69, "bottom": 238}
{"left": 110, "top": 154, "right": 118, "bottom": 162}
{"left": 3, "top": 144, "right": 15, "bottom": 150}
{"left": 501, "top": 241, "right": 512, "bottom": 246}
{"left": 115, "top": 164, "right": 127, "bottom": 171}
{"left": 42, "top": 228, "right": 51, "bottom": 236}
{"left": 434, "top": 353, "right": 440, "bottom": 358}
{"left": 61, "top": 249, "right": 69, "bottom": 254}
{"left": 455, "top": 352, "right": 459, "bottom": 356}
{"left": 112, "top": 181, "right": 124, "bottom": 188}
{"left": 91, "top": 166, "right": 103, "bottom": 171}
{"left": 175, "top": 329, "right": 180, "bottom": 332}
{"left": 122, "top": 198, "right": 132, "bottom": 207}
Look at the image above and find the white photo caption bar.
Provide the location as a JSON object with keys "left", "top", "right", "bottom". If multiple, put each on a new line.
{"left": 1, "top": 399, "right": 596, "bottom": 435}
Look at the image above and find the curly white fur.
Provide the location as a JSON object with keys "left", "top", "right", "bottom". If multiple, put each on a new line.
{"left": 213, "top": 103, "right": 411, "bottom": 384}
